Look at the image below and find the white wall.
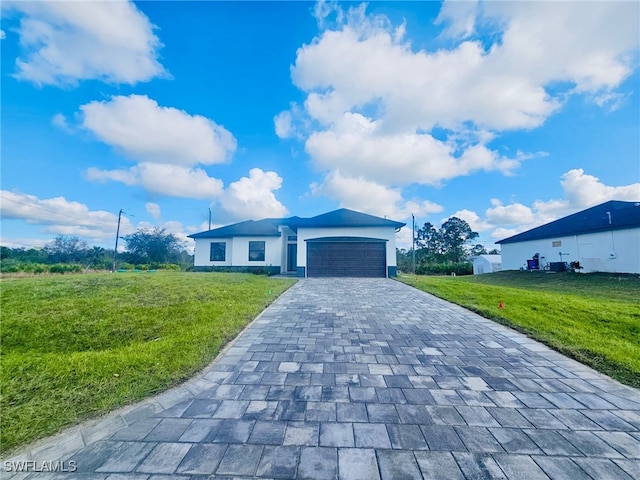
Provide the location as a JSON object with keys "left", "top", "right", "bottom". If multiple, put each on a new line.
{"left": 500, "top": 228, "right": 640, "bottom": 274}
{"left": 296, "top": 226, "right": 398, "bottom": 269}
{"left": 192, "top": 236, "right": 281, "bottom": 267}
{"left": 230, "top": 236, "right": 281, "bottom": 267}
{"left": 193, "top": 238, "right": 233, "bottom": 267}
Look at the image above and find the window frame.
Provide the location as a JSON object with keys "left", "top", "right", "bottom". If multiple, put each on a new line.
{"left": 209, "top": 242, "right": 226, "bottom": 262}
{"left": 248, "top": 241, "right": 266, "bottom": 262}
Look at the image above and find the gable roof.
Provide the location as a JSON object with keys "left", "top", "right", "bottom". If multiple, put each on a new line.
{"left": 188, "top": 218, "right": 284, "bottom": 239}
{"left": 188, "top": 209, "right": 405, "bottom": 239}
{"left": 292, "top": 208, "right": 406, "bottom": 229}
{"left": 497, "top": 201, "right": 640, "bottom": 245}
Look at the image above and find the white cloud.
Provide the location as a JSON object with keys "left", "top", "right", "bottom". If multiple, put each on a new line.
{"left": 81, "top": 95, "right": 236, "bottom": 166}
{"left": 281, "top": 1, "right": 639, "bottom": 209}
{"left": 86, "top": 163, "right": 224, "bottom": 199}
{"left": 219, "top": 168, "right": 288, "bottom": 220}
{"left": 274, "top": 111, "right": 294, "bottom": 139}
{"left": 310, "top": 170, "right": 442, "bottom": 221}
{"left": 305, "top": 113, "right": 525, "bottom": 186}
{"left": 455, "top": 169, "right": 640, "bottom": 241}
{"left": 435, "top": 0, "right": 478, "bottom": 39}
{"left": 145, "top": 202, "right": 161, "bottom": 220}
{"left": 4, "top": 0, "right": 165, "bottom": 86}
{"left": 0, "top": 190, "right": 132, "bottom": 243}
{"left": 51, "top": 113, "right": 74, "bottom": 133}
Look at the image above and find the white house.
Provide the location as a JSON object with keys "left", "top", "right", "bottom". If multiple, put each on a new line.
{"left": 496, "top": 201, "right": 640, "bottom": 274}
{"left": 188, "top": 208, "right": 405, "bottom": 277}
{"left": 472, "top": 254, "right": 502, "bottom": 275}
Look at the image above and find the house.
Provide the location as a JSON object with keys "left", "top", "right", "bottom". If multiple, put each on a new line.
{"left": 188, "top": 208, "right": 406, "bottom": 277}
{"left": 471, "top": 254, "right": 502, "bottom": 275}
{"left": 496, "top": 200, "right": 640, "bottom": 274}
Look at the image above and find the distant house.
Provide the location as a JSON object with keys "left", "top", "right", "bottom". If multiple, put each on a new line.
{"left": 496, "top": 200, "right": 640, "bottom": 274}
{"left": 471, "top": 254, "right": 502, "bottom": 275}
{"left": 188, "top": 208, "right": 405, "bottom": 277}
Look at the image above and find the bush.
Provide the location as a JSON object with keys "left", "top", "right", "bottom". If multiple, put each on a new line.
{"left": 416, "top": 262, "right": 472, "bottom": 276}
{"left": 48, "top": 264, "right": 82, "bottom": 274}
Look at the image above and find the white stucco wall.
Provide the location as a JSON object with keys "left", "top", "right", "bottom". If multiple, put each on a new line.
{"left": 296, "top": 226, "right": 399, "bottom": 269}
{"left": 193, "top": 238, "right": 233, "bottom": 267}
{"left": 500, "top": 228, "right": 640, "bottom": 273}
{"left": 192, "top": 236, "right": 281, "bottom": 267}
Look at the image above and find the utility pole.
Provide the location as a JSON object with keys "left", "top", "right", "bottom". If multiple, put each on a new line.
{"left": 209, "top": 208, "right": 212, "bottom": 230}
{"left": 412, "top": 213, "right": 416, "bottom": 274}
{"left": 112, "top": 209, "right": 124, "bottom": 272}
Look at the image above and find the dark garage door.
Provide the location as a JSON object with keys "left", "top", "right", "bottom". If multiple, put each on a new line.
{"left": 307, "top": 241, "right": 386, "bottom": 277}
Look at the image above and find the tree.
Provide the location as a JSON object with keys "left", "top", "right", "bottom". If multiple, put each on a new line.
{"left": 44, "top": 235, "right": 89, "bottom": 263}
{"left": 122, "top": 228, "right": 186, "bottom": 264}
{"left": 415, "top": 222, "right": 445, "bottom": 263}
{"left": 469, "top": 244, "right": 488, "bottom": 257}
{"left": 415, "top": 216, "right": 478, "bottom": 264}
{"left": 440, "top": 217, "right": 479, "bottom": 263}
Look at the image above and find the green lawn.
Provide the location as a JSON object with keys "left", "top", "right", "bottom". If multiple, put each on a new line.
{"left": 0, "top": 272, "right": 295, "bottom": 454}
{"left": 399, "top": 271, "right": 640, "bottom": 388}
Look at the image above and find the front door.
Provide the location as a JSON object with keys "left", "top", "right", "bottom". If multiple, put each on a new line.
{"left": 287, "top": 244, "right": 297, "bottom": 272}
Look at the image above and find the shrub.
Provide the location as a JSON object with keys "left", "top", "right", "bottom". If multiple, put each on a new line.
{"left": 49, "top": 264, "right": 82, "bottom": 274}
{"left": 416, "top": 262, "right": 472, "bottom": 276}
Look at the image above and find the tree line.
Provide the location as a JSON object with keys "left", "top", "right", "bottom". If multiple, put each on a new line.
{"left": 397, "top": 216, "right": 499, "bottom": 275}
{"left": 1, "top": 228, "right": 193, "bottom": 273}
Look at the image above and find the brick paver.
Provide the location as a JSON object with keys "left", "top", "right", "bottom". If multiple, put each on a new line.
{"left": 4, "top": 278, "right": 640, "bottom": 479}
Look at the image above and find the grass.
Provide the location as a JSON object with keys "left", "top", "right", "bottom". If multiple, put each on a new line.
{"left": 398, "top": 271, "right": 640, "bottom": 389}
{"left": 0, "top": 271, "right": 295, "bottom": 454}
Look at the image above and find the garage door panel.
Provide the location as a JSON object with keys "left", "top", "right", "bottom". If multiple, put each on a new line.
{"left": 307, "top": 241, "right": 386, "bottom": 277}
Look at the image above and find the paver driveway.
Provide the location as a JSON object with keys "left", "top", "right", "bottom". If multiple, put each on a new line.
{"left": 5, "top": 278, "right": 640, "bottom": 479}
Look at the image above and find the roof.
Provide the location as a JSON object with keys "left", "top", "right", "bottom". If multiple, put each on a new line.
{"left": 188, "top": 209, "right": 405, "bottom": 239}
{"left": 472, "top": 254, "right": 502, "bottom": 263}
{"left": 188, "top": 218, "right": 284, "bottom": 239}
{"left": 293, "top": 208, "right": 406, "bottom": 229}
{"left": 497, "top": 201, "right": 640, "bottom": 244}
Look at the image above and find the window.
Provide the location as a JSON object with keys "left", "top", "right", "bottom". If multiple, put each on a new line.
{"left": 249, "top": 241, "right": 265, "bottom": 261}
{"left": 210, "top": 242, "right": 226, "bottom": 261}
{"left": 288, "top": 235, "right": 298, "bottom": 241}
{"left": 552, "top": 241, "right": 562, "bottom": 247}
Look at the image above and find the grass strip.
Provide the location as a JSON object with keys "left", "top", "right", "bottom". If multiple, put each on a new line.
{"left": 0, "top": 272, "right": 295, "bottom": 454}
{"left": 398, "top": 271, "right": 640, "bottom": 389}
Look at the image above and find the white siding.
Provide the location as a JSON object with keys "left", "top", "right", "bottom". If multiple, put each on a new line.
{"left": 500, "top": 228, "right": 640, "bottom": 274}
{"left": 297, "top": 226, "right": 398, "bottom": 270}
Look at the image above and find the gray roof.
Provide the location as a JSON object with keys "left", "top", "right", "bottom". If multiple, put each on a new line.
{"left": 496, "top": 200, "right": 640, "bottom": 245}
{"left": 293, "top": 208, "right": 405, "bottom": 229}
{"left": 188, "top": 209, "right": 405, "bottom": 239}
{"left": 188, "top": 218, "right": 285, "bottom": 239}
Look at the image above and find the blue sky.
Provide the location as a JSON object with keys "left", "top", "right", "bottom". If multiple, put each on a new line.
{"left": 2, "top": 0, "right": 639, "bottom": 252}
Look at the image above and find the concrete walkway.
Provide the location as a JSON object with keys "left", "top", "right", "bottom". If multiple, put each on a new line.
{"left": 4, "top": 279, "right": 640, "bottom": 479}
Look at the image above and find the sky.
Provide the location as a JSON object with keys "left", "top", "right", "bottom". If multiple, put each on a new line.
{"left": 1, "top": 0, "right": 639, "bottom": 253}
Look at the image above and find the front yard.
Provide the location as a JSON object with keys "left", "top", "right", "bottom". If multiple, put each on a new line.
{"left": 0, "top": 272, "right": 295, "bottom": 454}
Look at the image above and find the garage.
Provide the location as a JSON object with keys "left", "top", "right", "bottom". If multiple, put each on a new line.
{"left": 306, "top": 238, "right": 387, "bottom": 277}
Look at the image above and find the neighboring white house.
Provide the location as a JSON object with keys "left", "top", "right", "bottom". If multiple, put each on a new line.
{"left": 496, "top": 200, "right": 640, "bottom": 274}
{"left": 472, "top": 254, "right": 502, "bottom": 275}
{"left": 188, "top": 208, "right": 406, "bottom": 277}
